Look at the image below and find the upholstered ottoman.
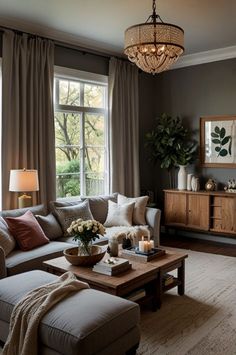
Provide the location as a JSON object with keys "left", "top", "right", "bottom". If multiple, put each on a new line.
{"left": 0, "top": 270, "right": 140, "bottom": 355}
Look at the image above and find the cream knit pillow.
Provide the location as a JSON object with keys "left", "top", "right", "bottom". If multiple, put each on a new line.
{"left": 104, "top": 200, "right": 135, "bottom": 227}
{"left": 117, "top": 194, "right": 149, "bottom": 225}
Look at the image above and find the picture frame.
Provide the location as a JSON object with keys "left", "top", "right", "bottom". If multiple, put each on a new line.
{"left": 200, "top": 115, "right": 236, "bottom": 168}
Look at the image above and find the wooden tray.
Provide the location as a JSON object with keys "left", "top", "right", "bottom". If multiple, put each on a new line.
{"left": 120, "top": 247, "right": 166, "bottom": 263}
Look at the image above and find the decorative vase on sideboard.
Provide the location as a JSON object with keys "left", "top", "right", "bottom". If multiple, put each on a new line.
{"left": 177, "top": 165, "right": 187, "bottom": 190}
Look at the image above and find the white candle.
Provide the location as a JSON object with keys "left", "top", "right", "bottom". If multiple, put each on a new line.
{"left": 139, "top": 240, "right": 145, "bottom": 252}
{"left": 150, "top": 240, "right": 154, "bottom": 249}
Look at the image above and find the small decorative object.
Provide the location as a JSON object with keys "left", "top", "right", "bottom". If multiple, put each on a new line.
{"left": 122, "top": 236, "right": 132, "bottom": 249}
{"left": 63, "top": 245, "right": 106, "bottom": 266}
{"left": 108, "top": 236, "right": 119, "bottom": 257}
{"left": 205, "top": 178, "right": 216, "bottom": 191}
{"left": 177, "top": 165, "right": 187, "bottom": 190}
{"left": 67, "top": 218, "right": 106, "bottom": 256}
{"left": 191, "top": 176, "right": 200, "bottom": 192}
{"left": 224, "top": 179, "right": 236, "bottom": 193}
{"left": 187, "top": 173, "right": 193, "bottom": 191}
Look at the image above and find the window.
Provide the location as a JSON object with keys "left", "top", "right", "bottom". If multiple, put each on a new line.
{"left": 54, "top": 67, "right": 108, "bottom": 198}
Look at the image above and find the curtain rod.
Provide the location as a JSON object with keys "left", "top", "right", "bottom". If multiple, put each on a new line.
{"left": 0, "top": 25, "right": 127, "bottom": 62}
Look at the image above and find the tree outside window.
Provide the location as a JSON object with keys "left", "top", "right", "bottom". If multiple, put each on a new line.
{"left": 54, "top": 74, "right": 108, "bottom": 198}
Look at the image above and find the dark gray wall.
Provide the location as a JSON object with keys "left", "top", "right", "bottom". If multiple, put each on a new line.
{"left": 152, "top": 58, "right": 236, "bottom": 204}
{"left": 54, "top": 45, "right": 109, "bottom": 75}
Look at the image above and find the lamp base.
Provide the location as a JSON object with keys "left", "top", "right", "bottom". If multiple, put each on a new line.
{"left": 18, "top": 194, "right": 32, "bottom": 209}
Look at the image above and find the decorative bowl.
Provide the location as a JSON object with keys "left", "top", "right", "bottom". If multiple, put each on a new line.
{"left": 63, "top": 245, "right": 106, "bottom": 266}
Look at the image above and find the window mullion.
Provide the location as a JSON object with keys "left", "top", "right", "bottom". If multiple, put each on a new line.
{"left": 80, "top": 83, "right": 85, "bottom": 196}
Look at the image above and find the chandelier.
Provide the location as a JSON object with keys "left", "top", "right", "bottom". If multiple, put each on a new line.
{"left": 124, "top": 0, "right": 184, "bottom": 74}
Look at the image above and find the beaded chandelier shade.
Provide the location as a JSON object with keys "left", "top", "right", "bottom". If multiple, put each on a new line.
{"left": 124, "top": 0, "right": 184, "bottom": 74}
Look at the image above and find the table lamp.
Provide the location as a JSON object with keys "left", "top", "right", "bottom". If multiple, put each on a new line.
{"left": 9, "top": 169, "right": 39, "bottom": 208}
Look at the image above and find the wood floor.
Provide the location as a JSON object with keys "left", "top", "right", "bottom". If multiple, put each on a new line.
{"left": 161, "top": 233, "right": 236, "bottom": 257}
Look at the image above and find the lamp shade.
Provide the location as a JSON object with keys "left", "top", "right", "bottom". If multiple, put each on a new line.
{"left": 9, "top": 169, "right": 39, "bottom": 192}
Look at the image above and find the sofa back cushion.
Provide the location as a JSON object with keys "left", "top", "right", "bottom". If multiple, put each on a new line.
{"left": 81, "top": 193, "right": 118, "bottom": 224}
{"left": 5, "top": 210, "right": 49, "bottom": 251}
{"left": 0, "top": 204, "right": 47, "bottom": 218}
{"left": 0, "top": 217, "right": 16, "bottom": 256}
{"left": 117, "top": 194, "right": 149, "bottom": 225}
{"left": 50, "top": 198, "right": 82, "bottom": 216}
{"left": 53, "top": 199, "right": 94, "bottom": 235}
{"left": 104, "top": 200, "right": 135, "bottom": 227}
{"left": 36, "top": 213, "right": 63, "bottom": 240}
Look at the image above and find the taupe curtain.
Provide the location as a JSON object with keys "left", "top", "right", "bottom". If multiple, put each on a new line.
{"left": 108, "top": 58, "right": 140, "bottom": 197}
{"left": 2, "top": 30, "right": 56, "bottom": 209}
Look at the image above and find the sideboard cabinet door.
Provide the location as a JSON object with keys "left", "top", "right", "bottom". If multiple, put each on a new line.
{"left": 187, "top": 194, "right": 209, "bottom": 230}
{"left": 164, "top": 192, "right": 187, "bottom": 226}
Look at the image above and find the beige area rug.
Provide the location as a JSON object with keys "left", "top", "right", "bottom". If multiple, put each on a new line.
{"left": 0, "top": 249, "right": 236, "bottom": 355}
{"left": 137, "top": 248, "right": 236, "bottom": 355}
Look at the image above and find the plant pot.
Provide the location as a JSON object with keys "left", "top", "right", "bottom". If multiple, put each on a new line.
{"left": 177, "top": 165, "right": 187, "bottom": 190}
{"left": 63, "top": 245, "right": 106, "bottom": 266}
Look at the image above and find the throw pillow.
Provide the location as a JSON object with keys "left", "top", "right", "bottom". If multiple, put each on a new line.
{"left": 118, "top": 194, "right": 149, "bottom": 225}
{"left": 36, "top": 213, "right": 63, "bottom": 240}
{"left": 5, "top": 210, "right": 49, "bottom": 251}
{"left": 81, "top": 193, "right": 118, "bottom": 224}
{"left": 50, "top": 198, "right": 82, "bottom": 216}
{"left": 54, "top": 199, "right": 94, "bottom": 234}
{"left": 104, "top": 200, "right": 135, "bottom": 227}
{"left": 0, "top": 216, "right": 16, "bottom": 256}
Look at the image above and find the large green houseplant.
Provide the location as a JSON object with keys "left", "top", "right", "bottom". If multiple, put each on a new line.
{"left": 145, "top": 113, "right": 197, "bottom": 187}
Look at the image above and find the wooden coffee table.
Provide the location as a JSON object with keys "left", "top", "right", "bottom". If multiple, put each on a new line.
{"left": 43, "top": 249, "right": 187, "bottom": 311}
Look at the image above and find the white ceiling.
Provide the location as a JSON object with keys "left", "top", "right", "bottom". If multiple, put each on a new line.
{"left": 0, "top": 0, "right": 236, "bottom": 58}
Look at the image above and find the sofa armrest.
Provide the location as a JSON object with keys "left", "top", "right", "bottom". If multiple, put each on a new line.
{"left": 0, "top": 246, "right": 7, "bottom": 279}
{"left": 145, "top": 207, "right": 161, "bottom": 247}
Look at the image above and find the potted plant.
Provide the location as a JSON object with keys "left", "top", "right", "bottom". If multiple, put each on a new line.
{"left": 145, "top": 113, "right": 197, "bottom": 187}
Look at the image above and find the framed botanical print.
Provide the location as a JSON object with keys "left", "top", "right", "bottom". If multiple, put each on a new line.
{"left": 200, "top": 115, "right": 236, "bottom": 167}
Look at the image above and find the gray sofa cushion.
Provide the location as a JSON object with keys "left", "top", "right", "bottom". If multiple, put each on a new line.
{"left": 0, "top": 270, "right": 140, "bottom": 355}
{"left": 36, "top": 214, "right": 63, "bottom": 240}
{"left": 81, "top": 193, "right": 118, "bottom": 224}
{"left": 5, "top": 242, "right": 72, "bottom": 276}
{"left": 0, "top": 204, "right": 47, "bottom": 218}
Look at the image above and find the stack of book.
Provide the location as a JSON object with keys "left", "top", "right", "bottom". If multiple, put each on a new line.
{"left": 162, "top": 273, "right": 174, "bottom": 287}
{"left": 93, "top": 257, "right": 131, "bottom": 276}
{"left": 126, "top": 289, "right": 146, "bottom": 302}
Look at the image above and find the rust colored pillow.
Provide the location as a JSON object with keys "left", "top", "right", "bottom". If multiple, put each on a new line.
{"left": 5, "top": 210, "right": 49, "bottom": 251}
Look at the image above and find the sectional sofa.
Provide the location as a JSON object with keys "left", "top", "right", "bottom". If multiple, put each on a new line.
{"left": 0, "top": 193, "right": 161, "bottom": 279}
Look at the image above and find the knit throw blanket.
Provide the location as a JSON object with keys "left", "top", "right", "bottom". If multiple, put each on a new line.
{"left": 2, "top": 272, "right": 89, "bottom": 355}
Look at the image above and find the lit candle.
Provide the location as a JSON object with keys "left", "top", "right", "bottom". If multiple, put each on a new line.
{"left": 150, "top": 240, "right": 154, "bottom": 249}
{"left": 139, "top": 238, "right": 145, "bottom": 252}
{"left": 143, "top": 241, "right": 147, "bottom": 252}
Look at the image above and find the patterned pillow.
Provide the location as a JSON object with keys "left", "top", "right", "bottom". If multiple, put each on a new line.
{"left": 54, "top": 199, "right": 94, "bottom": 234}
{"left": 0, "top": 217, "right": 16, "bottom": 256}
{"left": 104, "top": 200, "right": 135, "bottom": 227}
{"left": 36, "top": 213, "right": 63, "bottom": 240}
{"left": 118, "top": 194, "right": 149, "bottom": 225}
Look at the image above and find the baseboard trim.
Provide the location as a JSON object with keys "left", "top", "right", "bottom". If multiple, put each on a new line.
{"left": 161, "top": 226, "right": 236, "bottom": 245}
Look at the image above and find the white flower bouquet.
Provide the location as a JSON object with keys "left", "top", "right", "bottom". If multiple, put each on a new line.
{"left": 67, "top": 219, "right": 106, "bottom": 255}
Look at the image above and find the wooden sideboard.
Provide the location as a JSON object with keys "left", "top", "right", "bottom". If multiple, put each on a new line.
{"left": 164, "top": 189, "right": 236, "bottom": 237}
